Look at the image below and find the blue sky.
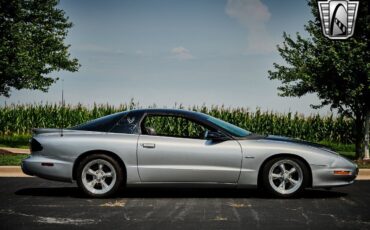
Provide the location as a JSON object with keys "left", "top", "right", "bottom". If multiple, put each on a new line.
{"left": 1, "top": 0, "right": 333, "bottom": 115}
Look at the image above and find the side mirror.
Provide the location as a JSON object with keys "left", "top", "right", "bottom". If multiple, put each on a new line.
{"left": 205, "top": 131, "right": 229, "bottom": 141}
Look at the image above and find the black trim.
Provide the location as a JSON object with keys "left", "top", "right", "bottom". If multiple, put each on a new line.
{"left": 30, "top": 138, "right": 43, "bottom": 152}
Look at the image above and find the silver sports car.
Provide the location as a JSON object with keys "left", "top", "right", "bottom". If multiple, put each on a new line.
{"left": 22, "top": 109, "right": 358, "bottom": 198}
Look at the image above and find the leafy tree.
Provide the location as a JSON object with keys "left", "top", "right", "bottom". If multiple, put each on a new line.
{"left": 0, "top": 0, "right": 79, "bottom": 97}
{"left": 268, "top": 0, "right": 369, "bottom": 159}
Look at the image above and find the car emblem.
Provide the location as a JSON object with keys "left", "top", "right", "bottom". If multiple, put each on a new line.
{"left": 317, "top": 0, "right": 359, "bottom": 39}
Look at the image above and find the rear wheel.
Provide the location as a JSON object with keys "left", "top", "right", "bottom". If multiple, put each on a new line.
{"left": 77, "top": 154, "right": 123, "bottom": 198}
{"left": 262, "top": 157, "right": 308, "bottom": 197}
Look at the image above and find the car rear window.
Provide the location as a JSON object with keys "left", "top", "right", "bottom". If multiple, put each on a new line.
{"left": 71, "top": 112, "right": 127, "bottom": 132}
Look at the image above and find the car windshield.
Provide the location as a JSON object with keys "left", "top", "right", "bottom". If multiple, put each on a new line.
{"left": 205, "top": 115, "right": 251, "bottom": 137}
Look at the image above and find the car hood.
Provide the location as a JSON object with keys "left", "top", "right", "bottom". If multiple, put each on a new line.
{"left": 263, "top": 135, "right": 323, "bottom": 148}
{"left": 260, "top": 135, "right": 337, "bottom": 154}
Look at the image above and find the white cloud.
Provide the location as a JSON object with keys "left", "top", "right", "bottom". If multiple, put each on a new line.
{"left": 226, "top": 0, "right": 275, "bottom": 54}
{"left": 171, "top": 46, "right": 194, "bottom": 60}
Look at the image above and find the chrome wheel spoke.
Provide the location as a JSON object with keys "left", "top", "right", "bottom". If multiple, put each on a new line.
{"left": 101, "top": 181, "right": 109, "bottom": 189}
{"left": 278, "top": 181, "right": 286, "bottom": 191}
{"left": 99, "top": 163, "right": 103, "bottom": 170}
{"left": 105, "top": 172, "right": 113, "bottom": 178}
{"left": 271, "top": 173, "right": 282, "bottom": 180}
{"left": 288, "top": 178, "right": 298, "bottom": 185}
{"left": 87, "top": 169, "right": 96, "bottom": 176}
{"left": 288, "top": 167, "right": 296, "bottom": 175}
{"left": 279, "top": 163, "right": 286, "bottom": 172}
{"left": 88, "top": 180, "right": 97, "bottom": 188}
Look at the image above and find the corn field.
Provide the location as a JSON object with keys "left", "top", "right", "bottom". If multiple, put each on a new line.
{"left": 0, "top": 103, "right": 354, "bottom": 144}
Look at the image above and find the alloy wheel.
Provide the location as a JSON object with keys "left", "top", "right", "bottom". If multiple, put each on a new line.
{"left": 268, "top": 159, "right": 303, "bottom": 195}
{"left": 81, "top": 159, "right": 117, "bottom": 195}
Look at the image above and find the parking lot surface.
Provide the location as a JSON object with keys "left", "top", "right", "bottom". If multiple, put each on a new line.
{"left": 0, "top": 178, "right": 370, "bottom": 230}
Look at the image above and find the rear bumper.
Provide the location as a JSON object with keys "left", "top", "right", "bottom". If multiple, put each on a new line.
{"left": 21, "top": 155, "right": 73, "bottom": 182}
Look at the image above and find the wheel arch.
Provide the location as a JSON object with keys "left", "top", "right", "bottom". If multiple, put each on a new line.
{"left": 72, "top": 150, "right": 127, "bottom": 183}
{"left": 257, "top": 153, "right": 312, "bottom": 188}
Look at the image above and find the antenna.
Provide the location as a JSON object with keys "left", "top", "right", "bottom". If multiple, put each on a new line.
{"left": 61, "top": 79, "right": 64, "bottom": 137}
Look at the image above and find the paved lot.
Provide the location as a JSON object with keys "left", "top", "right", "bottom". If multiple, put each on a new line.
{"left": 0, "top": 178, "right": 370, "bottom": 230}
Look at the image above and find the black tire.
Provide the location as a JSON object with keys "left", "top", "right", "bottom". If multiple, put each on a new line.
{"left": 76, "top": 153, "right": 124, "bottom": 198}
{"left": 262, "top": 157, "right": 309, "bottom": 198}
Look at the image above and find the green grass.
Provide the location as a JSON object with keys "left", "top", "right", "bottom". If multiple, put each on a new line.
{"left": 0, "top": 134, "right": 30, "bottom": 149}
{"left": 338, "top": 151, "right": 356, "bottom": 159}
{"left": 318, "top": 140, "right": 356, "bottom": 160}
{"left": 318, "top": 140, "right": 355, "bottom": 152}
{"left": 0, "top": 154, "right": 28, "bottom": 166}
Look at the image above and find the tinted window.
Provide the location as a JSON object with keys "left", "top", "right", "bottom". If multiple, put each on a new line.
{"left": 205, "top": 115, "right": 251, "bottom": 137}
{"left": 72, "top": 112, "right": 127, "bottom": 132}
{"left": 142, "top": 115, "right": 209, "bottom": 139}
{"left": 110, "top": 113, "right": 140, "bottom": 134}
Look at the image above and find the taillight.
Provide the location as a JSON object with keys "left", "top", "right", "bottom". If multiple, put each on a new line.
{"left": 30, "top": 138, "right": 43, "bottom": 152}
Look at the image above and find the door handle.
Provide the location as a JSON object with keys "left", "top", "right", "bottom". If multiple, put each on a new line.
{"left": 141, "top": 143, "right": 156, "bottom": 148}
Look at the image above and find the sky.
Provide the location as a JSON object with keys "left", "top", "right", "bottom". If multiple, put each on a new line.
{"left": 0, "top": 0, "right": 334, "bottom": 115}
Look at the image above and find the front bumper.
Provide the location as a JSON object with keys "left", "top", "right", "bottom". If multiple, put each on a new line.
{"left": 22, "top": 155, "right": 73, "bottom": 182}
{"left": 311, "top": 156, "right": 358, "bottom": 188}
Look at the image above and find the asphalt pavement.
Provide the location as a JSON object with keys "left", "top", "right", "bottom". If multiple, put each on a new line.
{"left": 0, "top": 177, "right": 370, "bottom": 230}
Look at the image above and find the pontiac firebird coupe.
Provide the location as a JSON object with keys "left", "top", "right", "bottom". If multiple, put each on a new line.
{"left": 22, "top": 109, "right": 358, "bottom": 198}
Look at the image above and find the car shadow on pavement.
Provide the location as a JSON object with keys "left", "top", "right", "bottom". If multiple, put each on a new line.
{"left": 15, "top": 186, "right": 347, "bottom": 199}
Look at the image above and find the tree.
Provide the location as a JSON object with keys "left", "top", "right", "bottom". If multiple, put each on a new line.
{"left": 0, "top": 0, "right": 79, "bottom": 97}
{"left": 268, "top": 0, "right": 369, "bottom": 159}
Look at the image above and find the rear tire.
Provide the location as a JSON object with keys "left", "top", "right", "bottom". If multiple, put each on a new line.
{"left": 76, "top": 154, "right": 123, "bottom": 198}
{"left": 262, "top": 157, "right": 309, "bottom": 198}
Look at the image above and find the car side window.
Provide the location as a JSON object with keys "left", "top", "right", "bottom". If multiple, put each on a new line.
{"left": 142, "top": 115, "right": 209, "bottom": 139}
{"left": 110, "top": 113, "right": 140, "bottom": 134}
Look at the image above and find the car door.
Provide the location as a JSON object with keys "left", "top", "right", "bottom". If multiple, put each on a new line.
{"left": 137, "top": 114, "right": 243, "bottom": 183}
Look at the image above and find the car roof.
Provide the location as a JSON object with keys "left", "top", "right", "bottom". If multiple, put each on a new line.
{"left": 129, "top": 108, "right": 207, "bottom": 120}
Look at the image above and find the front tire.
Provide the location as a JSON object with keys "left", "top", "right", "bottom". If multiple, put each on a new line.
{"left": 262, "top": 157, "right": 309, "bottom": 197}
{"left": 76, "top": 154, "right": 123, "bottom": 198}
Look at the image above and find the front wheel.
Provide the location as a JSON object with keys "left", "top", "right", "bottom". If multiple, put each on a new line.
{"left": 262, "top": 157, "right": 309, "bottom": 197}
{"left": 77, "top": 154, "right": 123, "bottom": 198}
